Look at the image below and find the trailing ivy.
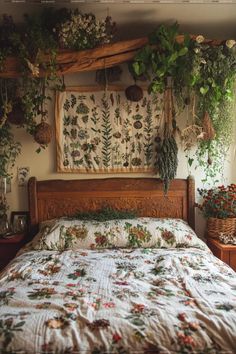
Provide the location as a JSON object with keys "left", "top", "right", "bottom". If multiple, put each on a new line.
{"left": 132, "top": 23, "right": 236, "bottom": 184}
{"left": 0, "top": 8, "right": 115, "bottom": 178}
{"left": 133, "top": 23, "right": 192, "bottom": 100}
{"left": 0, "top": 122, "right": 21, "bottom": 178}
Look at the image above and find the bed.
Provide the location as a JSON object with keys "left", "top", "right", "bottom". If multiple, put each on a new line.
{"left": 0, "top": 177, "right": 236, "bottom": 354}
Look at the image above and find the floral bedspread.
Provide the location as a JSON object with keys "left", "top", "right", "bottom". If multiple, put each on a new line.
{"left": 0, "top": 246, "right": 236, "bottom": 353}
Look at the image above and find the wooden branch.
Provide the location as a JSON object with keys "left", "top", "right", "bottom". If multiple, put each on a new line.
{"left": 0, "top": 35, "right": 227, "bottom": 79}
{"left": 0, "top": 37, "right": 148, "bottom": 79}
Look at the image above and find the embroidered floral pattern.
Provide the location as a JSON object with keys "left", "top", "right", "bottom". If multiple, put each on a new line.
{"left": 28, "top": 217, "right": 209, "bottom": 252}
{"left": 0, "top": 229, "right": 236, "bottom": 353}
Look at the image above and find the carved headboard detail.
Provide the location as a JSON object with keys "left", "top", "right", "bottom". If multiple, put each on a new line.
{"left": 28, "top": 177, "right": 195, "bottom": 236}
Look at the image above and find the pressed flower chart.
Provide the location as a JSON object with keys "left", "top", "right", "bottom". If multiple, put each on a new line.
{"left": 55, "top": 87, "right": 161, "bottom": 173}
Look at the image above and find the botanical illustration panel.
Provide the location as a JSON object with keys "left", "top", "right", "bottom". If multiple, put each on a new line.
{"left": 55, "top": 88, "right": 161, "bottom": 173}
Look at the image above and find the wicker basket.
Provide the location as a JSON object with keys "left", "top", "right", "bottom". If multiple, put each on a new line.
{"left": 207, "top": 217, "right": 236, "bottom": 239}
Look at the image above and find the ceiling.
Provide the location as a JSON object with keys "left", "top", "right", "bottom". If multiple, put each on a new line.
{"left": 0, "top": 1, "right": 236, "bottom": 39}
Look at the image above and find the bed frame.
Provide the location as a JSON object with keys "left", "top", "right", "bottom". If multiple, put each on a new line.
{"left": 28, "top": 177, "right": 195, "bottom": 236}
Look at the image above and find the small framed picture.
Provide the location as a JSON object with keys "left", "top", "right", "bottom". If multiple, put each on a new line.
{"left": 11, "top": 211, "right": 29, "bottom": 233}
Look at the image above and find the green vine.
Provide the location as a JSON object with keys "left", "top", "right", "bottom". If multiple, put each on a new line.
{"left": 0, "top": 8, "right": 115, "bottom": 179}
{"left": 132, "top": 23, "right": 236, "bottom": 185}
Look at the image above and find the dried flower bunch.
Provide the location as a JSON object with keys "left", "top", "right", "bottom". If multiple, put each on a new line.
{"left": 196, "top": 184, "right": 236, "bottom": 219}
{"left": 58, "top": 10, "right": 116, "bottom": 50}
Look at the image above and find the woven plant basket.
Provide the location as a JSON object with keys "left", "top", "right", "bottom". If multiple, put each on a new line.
{"left": 207, "top": 217, "right": 236, "bottom": 239}
{"left": 34, "top": 122, "right": 52, "bottom": 145}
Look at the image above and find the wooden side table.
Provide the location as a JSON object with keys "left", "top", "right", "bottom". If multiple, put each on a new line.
{"left": 0, "top": 233, "right": 26, "bottom": 271}
{"left": 207, "top": 238, "right": 236, "bottom": 271}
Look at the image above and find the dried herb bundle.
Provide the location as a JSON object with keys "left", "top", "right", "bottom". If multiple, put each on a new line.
{"left": 156, "top": 136, "right": 178, "bottom": 194}
{"left": 155, "top": 86, "right": 178, "bottom": 194}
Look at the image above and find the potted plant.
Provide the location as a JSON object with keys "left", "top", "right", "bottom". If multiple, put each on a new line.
{"left": 196, "top": 184, "right": 236, "bottom": 239}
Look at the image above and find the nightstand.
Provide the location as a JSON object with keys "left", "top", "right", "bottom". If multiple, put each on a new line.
{"left": 207, "top": 238, "right": 236, "bottom": 272}
{"left": 0, "top": 233, "right": 26, "bottom": 270}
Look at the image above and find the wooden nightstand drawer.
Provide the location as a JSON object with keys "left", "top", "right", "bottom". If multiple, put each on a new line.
{"left": 0, "top": 233, "right": 26, "bottom": 270}
{"left": 207, "top": 238, "right": 236, "bottom": 271}
{"left": 229, "top": 250, "right": 236, "bottom": 271}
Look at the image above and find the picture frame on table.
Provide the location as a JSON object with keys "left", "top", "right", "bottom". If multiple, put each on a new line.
{"left": 10, "top": 211, "right": 29, "bottom": 233}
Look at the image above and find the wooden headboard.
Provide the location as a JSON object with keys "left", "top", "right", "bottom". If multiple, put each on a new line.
{"left": 28, "top": 177, "right": 195, "bottom": 236}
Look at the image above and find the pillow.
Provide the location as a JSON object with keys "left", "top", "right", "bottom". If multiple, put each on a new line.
{"left": 30, "top": 217, "right": 208, "bottom": 251}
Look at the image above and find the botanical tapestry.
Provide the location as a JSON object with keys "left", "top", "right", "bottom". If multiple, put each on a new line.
{"left": 55, "top": 87, "right": 161, "bottom": 173}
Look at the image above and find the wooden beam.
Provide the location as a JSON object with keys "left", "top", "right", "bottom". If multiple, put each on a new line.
{"left": 0, "top": 37, "right": 148, "bottom": 79}
{"left": 0, "top": 35, "right": 226, "bottom": 79}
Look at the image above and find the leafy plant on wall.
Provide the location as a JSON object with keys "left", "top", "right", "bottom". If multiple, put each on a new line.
{"left": 0, "top": 8, "right": 116, "bottom": 218}
{"left": 0, "top": 8, "right": 116, "bottom": 180}
{"left": 132, "top": 23, "right": 236, "bottom": 186}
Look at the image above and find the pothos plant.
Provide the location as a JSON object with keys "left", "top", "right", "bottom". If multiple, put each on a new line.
{"left": 132, "top": 23, "right": 236, "bottom": 188}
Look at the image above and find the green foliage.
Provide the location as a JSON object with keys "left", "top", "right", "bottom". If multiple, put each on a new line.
{"left": 190, "top": 45, "right": 236, "bottom": 182}
{"left": 0, "top": 122, "right": 21, "bottom": 178}
{"left": 133, "top": 23, "right": 192, "bottom": 98}
{"left": 156, "top": 136, "right": 178, "bottom": 194}
{"left": 57, "top": 9, "right": 116, "bottom": 51}
{"left": 0, "top": 8, "right": 115, "bottom": 179}
{"left": 132, "top": 23, "right": 236, "bottom": 183}
{"left": 74, "top": 207, "right": 137, "bottom": 221}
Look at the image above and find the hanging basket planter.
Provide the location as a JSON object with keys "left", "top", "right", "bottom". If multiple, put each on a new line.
{"left": 125, "top": 84, "right": 143, "bottom": 102}
{"left": 34, "top": 122, "right": 52, "bottom": 145}
{"left": 7, "top": 99, "right": 25, "bottom": 126}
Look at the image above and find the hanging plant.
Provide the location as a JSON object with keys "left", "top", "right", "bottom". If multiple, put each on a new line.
{"left": 0, "top": 122, "right": 21, "bottom": 178}
{"left": 191, "top": 42, "right": 236, "bottom": 182}
{"left": 132, "top": 23, "right": 193, "bottom": 100}
{"left": 132, "top": 23, "right": 236, "bottom": 184}
{"left": 34, "top": 121, "right": 52, "bottom": 146}
{"left": 125, "top": 84, "right": 143, "bottom": 102}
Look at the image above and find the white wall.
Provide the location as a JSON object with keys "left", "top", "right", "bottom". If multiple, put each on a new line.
{"left": 2, "top": 3, "right": 236, "bottom": 238}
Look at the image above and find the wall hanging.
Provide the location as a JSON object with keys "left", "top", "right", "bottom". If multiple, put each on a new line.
{"left": 55, "top": 86, "right": 161, "bottom": 173}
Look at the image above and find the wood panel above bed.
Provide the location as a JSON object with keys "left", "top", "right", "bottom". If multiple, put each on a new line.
{"left": 28, "top": 177, "right": 195, "bottom": 236}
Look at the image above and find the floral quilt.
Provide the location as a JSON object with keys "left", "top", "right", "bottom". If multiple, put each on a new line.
{"left": 0, "top": 247, "right": 236, "bottom": 353}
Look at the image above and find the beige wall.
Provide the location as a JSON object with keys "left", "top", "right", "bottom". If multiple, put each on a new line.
{"left": 6, "top": 69, "right": 235, "bottom": 238}
{"left": 2, "top": 3, "right": 236, "bottom": 238}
